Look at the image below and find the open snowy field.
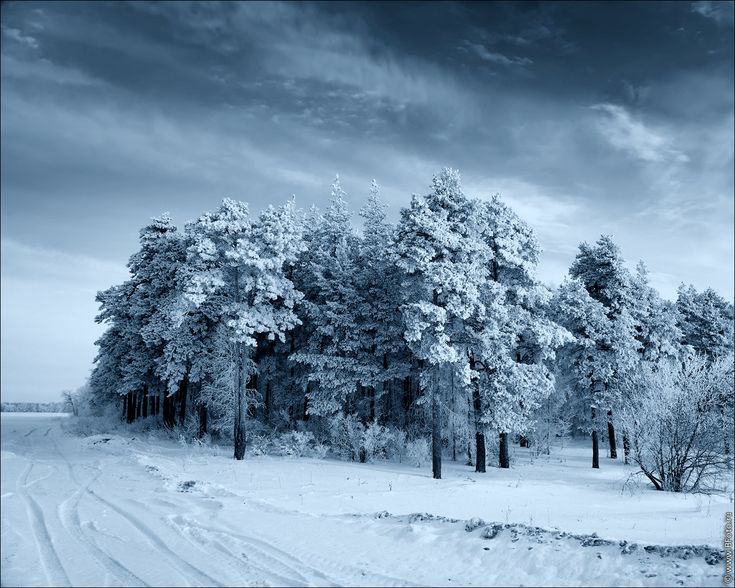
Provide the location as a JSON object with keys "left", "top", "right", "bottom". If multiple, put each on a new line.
{"left": 1, "top": 413, "right": 731, "bottom": 587}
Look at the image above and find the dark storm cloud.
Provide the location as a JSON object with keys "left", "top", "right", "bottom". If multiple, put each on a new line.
{"left": 1, "top": 1, "right": 733, "bottom": 401}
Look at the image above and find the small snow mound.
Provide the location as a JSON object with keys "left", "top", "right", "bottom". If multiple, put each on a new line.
{"left": 465, "top": 517, "right": 487, "bottom": 532}
{"left": 481, "top": 524, "right": 504, "bottom": 540}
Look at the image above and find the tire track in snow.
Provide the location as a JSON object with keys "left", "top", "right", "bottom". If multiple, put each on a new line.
{"left": 168, "top": 514, "right": 325, "bottom": 587}
{"left": 86, "top": 486, "right": 224, "bottom": 587}
{"left": 235, "top": 501, "right": 424, "bottom": 587}
{"left": 54, "top": 447, "right": 150, "bottom": 588}
{"left": 169, "top": 517, "right": 311, "bottom": 587}
{"left": 170, "top": 514, "right": 418, "bottom": 587}
{"left": 24, "top": 428, "right": 37, "bottom": 437}
{"left": 16, "top": 461, "right": 72, "bottom": 587}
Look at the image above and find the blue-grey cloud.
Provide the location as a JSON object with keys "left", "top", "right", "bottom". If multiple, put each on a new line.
{"left": 1, "top": 1, "right": 732, "bottom": 402}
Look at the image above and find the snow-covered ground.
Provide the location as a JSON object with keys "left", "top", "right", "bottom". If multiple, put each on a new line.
{"left": 1, "top": 413, "right": 731, "bottom": 587}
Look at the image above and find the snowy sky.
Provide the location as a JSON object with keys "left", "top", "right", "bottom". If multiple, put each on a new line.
{"left": 1, "top": 1, "right": 733, "bottom": 402}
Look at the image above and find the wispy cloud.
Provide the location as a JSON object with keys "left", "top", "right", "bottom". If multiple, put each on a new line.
{"left": 590, "top": 103, "right": 689, "bottom": 164}
{"left": 691, "top": 1, "right": 734, "bottom": 25}
{"left": 1, "top": 24, "right": 39, "bottom": 49}
{"left": 463, "top": 41, "right": 533, "bottom": 67}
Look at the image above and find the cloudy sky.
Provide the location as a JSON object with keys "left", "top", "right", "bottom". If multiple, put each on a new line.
{"left": 1, "top": 1, "right": 733, "bottom": 402}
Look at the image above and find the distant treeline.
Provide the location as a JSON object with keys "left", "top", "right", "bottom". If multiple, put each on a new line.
{"left": 0, "top": 402, "right": 70, "bottom": 413}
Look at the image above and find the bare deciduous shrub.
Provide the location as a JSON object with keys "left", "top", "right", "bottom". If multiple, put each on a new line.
{"left": 621, "top": 353, "right": 733, "bottom": 492}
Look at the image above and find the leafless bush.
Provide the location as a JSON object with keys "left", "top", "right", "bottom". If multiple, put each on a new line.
{"left": 621, "top": 353, "right": 733, "bottom": 493}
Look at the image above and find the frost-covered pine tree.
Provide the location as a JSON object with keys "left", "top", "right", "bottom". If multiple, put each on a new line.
{"left": 91, "top": 214, "right": 183, "bottom": 422}
{"left": 629, "top": 262, "right": 682, "bottom": 364}
{"left": 130, "top": 215, "right": 188, "bottom": 424}
{"left": 675, "top": 283, "right": 735, "bottom": 454}
{"left": 393, "top": 169, "right": 487, "bottom": 479}
{"left": 567, "top": 235, "right": 639, "bottom": 462}
{"left": 467, "top": 196, "right": 569, "bottom": 469}
{"left": 355, "top": 180, "right": 410, "bottom": 423}
{"left": 552, "top": 277, "right": 637, "bottom": 468}
{"left": 183, "top": 198, "right": 304, "bottom": 459}
{"left": 290, "top": 176, "right": 377, "bottom": 419}
{"left": 676, "top": 284, "right": 734, "bottom": 360}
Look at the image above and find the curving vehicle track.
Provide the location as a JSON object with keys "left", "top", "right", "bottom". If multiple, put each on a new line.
{"left": 1, "top": 414, "right": 726, "bottom": 587}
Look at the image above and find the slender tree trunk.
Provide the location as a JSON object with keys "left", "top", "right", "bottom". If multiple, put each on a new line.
{"left": 123, "top": 394, "right": 128, "bottom": 420}
{"left": 499, "top": 432, "right": 509, "bottom": 469}
{"left": 136, "top": 392, "right": 142, "bottom": 419}
{"left": 178, "top": 374, "right": 188, "bottom": 426}
{"left": 470, "top": 358, "right": 486, "bottom": 473}
{"left": 234, "top": 343, "right": 247, "bottom": 461}
{"left": 466, "top": 395, "right": 474, "bottom": 466}
{"left": 475, "top": 432, "right": 486, "bottom": 473}
{"left": 592, "top": 407, "right": 600, "bottom": 469}
{"left": 127, "top": 392, "right": 135, "bottom": 423}
{"left": 623, "top": 432, "right": 630, "bottom": 464}
{"left": 303, "top": 393, "right": 309, "bottom": 421}
{"left": 607, "top": 410, "right": 617, "bottom": 459}
{"left": 198, "top": 404, "right": 208, "bottom": 439}
{"left": 431, "top": 368, "right": 442, "bottom": 480}
{"left": 142, "top": 385, "right": 148, "bottom": 418}
{"left": 163, "top": 393, "right": 174, "bottom": 428}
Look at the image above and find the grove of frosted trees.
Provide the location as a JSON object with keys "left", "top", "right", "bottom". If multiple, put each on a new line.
{"left": 86, "top": 169, "right": 734, "bottom": 491}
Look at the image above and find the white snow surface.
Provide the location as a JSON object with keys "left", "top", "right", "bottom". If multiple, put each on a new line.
{"left": 1, "top": 413, "right": 731, "bottom": 587}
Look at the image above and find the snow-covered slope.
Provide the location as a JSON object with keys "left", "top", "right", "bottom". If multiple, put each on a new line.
{"left": 1, "top": 413, "right": 730, "bottom": 587}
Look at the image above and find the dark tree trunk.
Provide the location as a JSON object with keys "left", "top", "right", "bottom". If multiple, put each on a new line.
{"left": 123, "top": 394, "right": 128, "bottom": 420}
{"left": 178, "top": 375, "right": 188, "bottom": 426}
{"left": 475, "top": 432, "right": 486, "bottom": 473}
{"left": 466, "top": 395, "right": 474, "bottom": 466}
{"left": 142, "top": 385, "right": 148, "bottom": 418}
{"left": 469, "top": 355, "right": 486, "bottom": 473}
{"left": 623, "top": 432, "right": 630, "bottom": 464}
{"left": 126, "top": 392, "right": 135, "bottom": 423}
{"left": 136, "top": 392, "right": 142, "bottom": 419}
{"left": 198, "top": 404, "right": 208, "bottom": 439}
{"left": 431, "top": 370, "right": 442, "bottom": 480}
{"left": 499, "top": 432, "right": 509, "bottom": 469}
{"left": 303, "top": 393, "right": 309, "bottom": 421}
{"left": 163, "top": 392, "right": 175, "bottom": 428}
{"left": 607, "top": 410, "right": 617, "bottom": 459}
{"left": 592, "top": 407, "right": 600, "bottom": 469}
{"left": 234, "top": 344, "right": 247, "bottom": 461}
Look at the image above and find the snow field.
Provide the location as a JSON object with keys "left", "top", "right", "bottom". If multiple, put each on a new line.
{"left": 1, "top": 413, "right": 731, "bottom": 587}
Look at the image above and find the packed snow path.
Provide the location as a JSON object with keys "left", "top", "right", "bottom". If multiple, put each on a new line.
{"left": 1, "top": 414, "right": 729, "bottom": 587}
